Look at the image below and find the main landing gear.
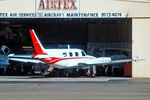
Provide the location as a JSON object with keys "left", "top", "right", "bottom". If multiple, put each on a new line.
{"left": 87, "top": 65, "right": 96, "bottom": 78}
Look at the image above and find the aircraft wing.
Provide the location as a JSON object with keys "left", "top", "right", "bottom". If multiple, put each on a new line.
{"left": 78, "top": 57, "right": 132, "bottom": 67}
{"left": 8, "top": 54, "right": 33, "bottom": 58}
{"left": 8, "top": 54, "right": 44, "bottom": 63}
{"left": 79, "top": 57, "right": 112, "bottom": 65}
{"left": 110, "top": 59, "right": 132, "bottom": 64}
{"left": 8, "top": 58, "right": 44, "bottom": 63}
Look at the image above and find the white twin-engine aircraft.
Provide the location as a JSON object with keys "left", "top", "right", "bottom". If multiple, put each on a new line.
{"left": 9, "top": 29, "right": 131, "bottom": 77}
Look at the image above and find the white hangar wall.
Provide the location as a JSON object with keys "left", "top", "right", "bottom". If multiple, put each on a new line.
{"left": 80, "top": 0, "right": 150, "bottom": 17}
{"left": 132, "top": 19, "right": 150, "bottom": 78}
{"left": 0, "top": 0, "right": 35, "bottom": 13}
{"left": 0, "top": 0, "right": 150, "bottom": 78}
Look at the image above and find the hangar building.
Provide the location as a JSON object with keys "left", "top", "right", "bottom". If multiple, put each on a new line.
{"left": 0, "top": 0, "right": 150, "bottom": 78}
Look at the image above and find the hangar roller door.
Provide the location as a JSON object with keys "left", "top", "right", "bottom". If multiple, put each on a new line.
{"left": 0, "top": 18, "right": 132, "bottom": 77}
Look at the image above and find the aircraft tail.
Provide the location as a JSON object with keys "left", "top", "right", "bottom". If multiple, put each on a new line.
{"left": 29, "top": 29, "right": 46, "bottom": 54}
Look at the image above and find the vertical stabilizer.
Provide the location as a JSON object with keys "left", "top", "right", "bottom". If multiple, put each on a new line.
{"left": 29, "top": 29, "right": 45, "bottom": 54}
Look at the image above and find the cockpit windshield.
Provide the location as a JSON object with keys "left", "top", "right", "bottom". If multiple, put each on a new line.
{"left": 81, "top": 51, "right": 86, "bottom": 56}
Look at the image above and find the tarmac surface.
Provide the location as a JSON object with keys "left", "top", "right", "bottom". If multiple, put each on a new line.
{"left": 0, "top": 76, "right": 150, "bottom": 100}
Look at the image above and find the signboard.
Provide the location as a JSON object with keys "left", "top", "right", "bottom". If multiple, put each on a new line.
{"left": 0, "top": 12, "right": 125, "bottom": 18}
{"left": 36, "top": 0, "right": 80, "bottom": 12}
{"left": 0, "top": 0, "right": 126, "bottom": 18}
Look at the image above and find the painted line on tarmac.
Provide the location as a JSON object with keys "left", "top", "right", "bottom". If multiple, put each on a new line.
{"left": 0, "top": 76, "right": 132, "bottom": 84}
{"left": 0, "top": 91, "right": 150, "bottom": 95}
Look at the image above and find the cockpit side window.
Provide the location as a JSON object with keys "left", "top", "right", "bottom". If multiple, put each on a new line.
{"left": 81, "top": 51, "right": 86, "bottom": 56}
{"left": 75, "top": 52, "right": 79, "bottom": 56}
{"left": 63, "top": 52, "right": 67, "bottom": 57}
{"left": 69, "top": 52, "right": 73, "bottom": 57}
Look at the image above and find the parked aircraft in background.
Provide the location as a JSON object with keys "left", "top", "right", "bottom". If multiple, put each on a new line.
{"left": 0, "top": 45, "right": 10, "bottom": 69}
{"left": 8, "top": 29, "right": 132, "bottom": 77}
{"left": 0, "top": 54, "right": 9, "bottom": 69}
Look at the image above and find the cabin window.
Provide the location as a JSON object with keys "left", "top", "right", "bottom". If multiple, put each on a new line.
{"left": 75, "top": 52, "right": 79, "bottom": 56}
{"left": 69, "top": 52, "right": 73, "bottom": 57}
{"left": 63, "top": 52, "right": 67, "bottom": 57}
{"left": 81, "top": 51, "right": 86, "bottom": 56}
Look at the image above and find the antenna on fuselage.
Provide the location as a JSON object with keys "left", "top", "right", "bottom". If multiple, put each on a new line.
{"left": 67, "top": 45, "right": 70, "bottom": 49}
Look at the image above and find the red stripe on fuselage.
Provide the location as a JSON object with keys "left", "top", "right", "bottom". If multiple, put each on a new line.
{"left": 38, "top": 57, "right": 92, "bottom": 64}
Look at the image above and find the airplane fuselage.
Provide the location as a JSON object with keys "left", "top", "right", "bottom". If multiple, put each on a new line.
{"left": 33, "top": 48, "right": 111, "bottom": 69}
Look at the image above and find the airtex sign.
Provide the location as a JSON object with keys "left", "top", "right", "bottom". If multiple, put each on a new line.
{"left": 36, "top": 0, "right": 80, "bottom": 12}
